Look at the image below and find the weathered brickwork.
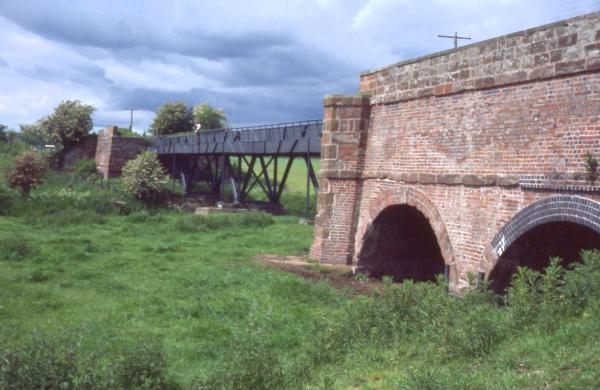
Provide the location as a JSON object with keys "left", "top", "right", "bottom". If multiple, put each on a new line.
{"left": 311, "top": 12, "right": 600, "bottom": 290}
{"left": 95, "top": 126, "right": 147, "bottom": 179}
{"left": 310, "top": 95, "right": 370, "bottom": 264}
{"left": 360, "top": 12, "right": 600, "bottom": 104}
{"left": 62, "top": 136, "right": 98, "bottom": 168}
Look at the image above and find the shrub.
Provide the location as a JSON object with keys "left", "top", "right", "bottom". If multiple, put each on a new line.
{"left": 27, "top": 184, "right": 142, "bottom": 217}
{"left": 559, "top": 250, "right": 600, "bottom": 315}
{"left": 0, "top": 332, "right": 86, "bottom": 389}
{"left": 72, "top": 158, "right": 100, "bottom": 182}
{"left": 585, "top": 152, "right": 598, "bottom": 183}
{"left": 121, "top": 151, "right": 170, "bottom": 205}
{"left": 112, "top": 339, "right": 174, "bottom": 389}
{"left": 0, "top": 331, "right": 174, "bottom": 390}
{"left": 4, "top": 151, "right": 48, "bottom": 196}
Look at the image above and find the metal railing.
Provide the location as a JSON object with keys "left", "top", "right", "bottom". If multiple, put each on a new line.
{"left": 151, "top": 119, "right": 322, "bottom": 156}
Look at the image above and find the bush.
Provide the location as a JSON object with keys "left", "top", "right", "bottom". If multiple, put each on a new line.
{"left": 562, "top": 250, "right": 600, "bottom": 313}
{"left": 122, "top": 151, "right": 170, "bottom": 205}
{"left": 0, "top": 332, "right": 91, "bottom": 389}
{"left": 0, "top": 331, "right": 175, "bottom": 390}
{"left": 113, "top": 339, "right": 174, "bottom": 389}
{"left": 26, "top": 181, "right": 142, "bottom": 217}
{"left": 72, "top": 158, "right": 100, "bottom": 182}
{"left": 4, "top": 151, "right": 48, "bottom": 196}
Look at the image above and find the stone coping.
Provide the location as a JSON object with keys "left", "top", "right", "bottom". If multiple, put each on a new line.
{"left": 360, "top": 11, "right": 599, "bottom": 76}
{"left": 319, "top": 170, "right": 600, "bottom": 192}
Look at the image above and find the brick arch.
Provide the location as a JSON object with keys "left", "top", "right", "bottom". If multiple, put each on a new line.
{"left": 354, "top": 185, "right": 457, "bottom": 283}
{"left": 481, "top": 195, "right": 600, "bottom": 275}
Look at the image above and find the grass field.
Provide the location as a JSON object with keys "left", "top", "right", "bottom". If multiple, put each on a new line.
{"left": 1, "top": 145, "right": 599, "bottom": 389}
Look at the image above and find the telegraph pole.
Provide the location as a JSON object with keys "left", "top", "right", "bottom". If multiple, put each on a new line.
{"left": 437, "top": 32, "right": 471, "bottom": 48}
{"left": 129, "top": 109, "right": 136, "bottom": 132}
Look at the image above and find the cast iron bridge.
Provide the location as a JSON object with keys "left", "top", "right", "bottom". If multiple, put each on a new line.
{"left": 151, "top": 120, "right": 322, "bottom": 205}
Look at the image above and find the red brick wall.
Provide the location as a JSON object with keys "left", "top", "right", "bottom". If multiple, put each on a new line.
{"left": 62, "top": 136, "right": 97, "bottom": 169}
{"left": 95, "top": 126, "right": 147, "bottom": 179}
{"left": 311, "top": 12, "right": 600, "bottom": 290}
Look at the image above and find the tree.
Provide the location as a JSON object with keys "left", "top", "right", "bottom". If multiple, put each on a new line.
{"left": 5, "top": 151, "right": 48, "bottom": 196}
{"left": 193, "top": 103, "right": 227, "bottom": 130}
{"left": 0, "top": 124, "right": 19, "bottom": 143}
{"left": 149, "top": 101, "right": 193, "bottom": 136}
{"left": 45, "top": 100, "right": 95, "bottom": 150}
{"left": 121, "top": 151, "right": 169, "bottom": 204}
{"left": 39, "top": 100, "right": 95, "bottom": 169}
{"left": 19, "top": 119, "right": 51, "bottom": 146}
{"left": 0, "top": 124, "right": 7, "bottom": 142}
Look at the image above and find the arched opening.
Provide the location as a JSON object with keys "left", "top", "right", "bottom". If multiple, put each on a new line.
{"left": 489, "top": 221, "right": 600, "bottom": 293}
{"left": 358, "top": 205, "right": 446, "bottom": 282}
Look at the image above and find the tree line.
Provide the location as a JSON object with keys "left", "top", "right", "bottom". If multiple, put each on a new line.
{"left": 0, "top": 100, "right": 227, "bottom": 149}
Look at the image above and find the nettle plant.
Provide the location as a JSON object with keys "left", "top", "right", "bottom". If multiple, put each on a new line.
{"left": 584, "top": 152, "right": 599, "bottom": 184}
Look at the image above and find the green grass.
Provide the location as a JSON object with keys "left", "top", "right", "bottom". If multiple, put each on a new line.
{"left": 1, "top": 143, "right": 600, "bottom": 389}
{"left": 0, "top": 211, "right": 339, "bottom": 387}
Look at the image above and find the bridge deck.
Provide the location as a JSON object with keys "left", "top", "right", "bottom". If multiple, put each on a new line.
{"left": 151, "top": 120, "right": 322, "bottom": 156}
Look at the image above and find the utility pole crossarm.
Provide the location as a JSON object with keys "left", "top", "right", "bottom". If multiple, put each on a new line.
{"left": 437, "top": 32, "right": 471, "bottom": 48}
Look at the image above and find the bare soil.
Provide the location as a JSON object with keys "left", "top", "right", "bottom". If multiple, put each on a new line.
{"left": 254, "top": 254, "right": 382, "bottom": 295}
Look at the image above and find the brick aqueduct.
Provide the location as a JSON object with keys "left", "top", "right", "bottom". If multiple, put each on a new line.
{"left": 310, "top": 12, "right": 600, "bottom": 292}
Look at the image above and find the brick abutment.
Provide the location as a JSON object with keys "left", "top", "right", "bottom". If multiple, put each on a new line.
{"left": 311, "top": 12, "right": 600, "bottom": 292}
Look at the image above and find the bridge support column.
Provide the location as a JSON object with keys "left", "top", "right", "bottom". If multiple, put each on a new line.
{"left": 311, "top": 94, "right": 370, "bottom": 264}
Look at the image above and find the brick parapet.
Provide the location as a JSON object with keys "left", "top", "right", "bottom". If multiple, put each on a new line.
{"left": 360, "top": 11, "right": 600, "bottom": 104}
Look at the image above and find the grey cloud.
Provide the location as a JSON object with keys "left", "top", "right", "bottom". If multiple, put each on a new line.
{"left": 222, "top": 44, "right": 356, "bottom": 87}
{"left": 0, "top": 2, "right": 294, "bottom": 61}
{"left": 16, "top": 63, "right": 112, "bottom": 86}
{"left": 0, "top": 58, "right": 7, "bottom": 67}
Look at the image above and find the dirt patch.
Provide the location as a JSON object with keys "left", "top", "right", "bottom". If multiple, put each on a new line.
{"left": 254, "top": 254, "right": 382, "bottom": 295}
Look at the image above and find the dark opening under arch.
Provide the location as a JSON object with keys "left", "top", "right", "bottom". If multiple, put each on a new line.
{"left": 488, "top": 195, "right": 600, "bottom": 294}
{"left": 357, "top": 205, "right": 445, "bottom": 282}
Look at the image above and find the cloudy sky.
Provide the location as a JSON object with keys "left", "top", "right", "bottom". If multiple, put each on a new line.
{"left": 0, "top": 0, "right": 598, "bottom": 133}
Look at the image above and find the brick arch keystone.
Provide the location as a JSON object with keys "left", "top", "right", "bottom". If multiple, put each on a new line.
{"left": 481, "top": 195, "right": 600, "bottom": 275}
{"left": 354, "top": 185, "right": 457, "bottom": 283}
